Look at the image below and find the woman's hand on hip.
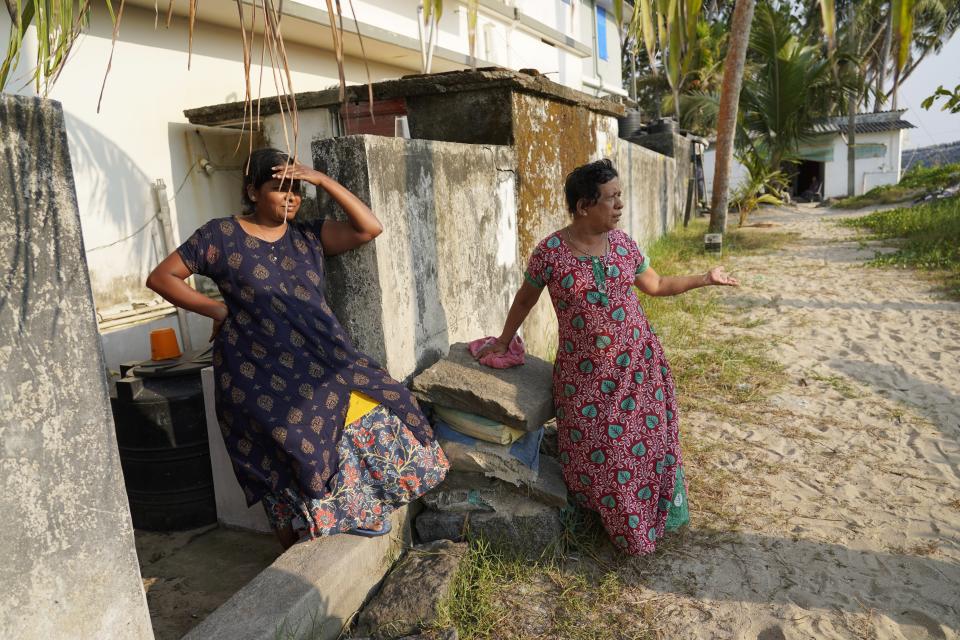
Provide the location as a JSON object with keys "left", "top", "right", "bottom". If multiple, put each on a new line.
{"left": 209, "top": 303, "right": 228, "bottom": 342}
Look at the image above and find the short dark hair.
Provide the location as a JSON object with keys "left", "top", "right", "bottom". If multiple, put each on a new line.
{"left": 241, "top": 147, "right": 291, "bottom": 212}
{"left": 564, "top": 159, "right": 619, "bottom": 214}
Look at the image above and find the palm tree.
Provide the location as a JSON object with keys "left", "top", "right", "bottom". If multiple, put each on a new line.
{"left": 614, "top": 0, "right": 707, "bottom": 121}
{"left": 708, "top": 0, "right": 756, "bottom": 234}
{"left": 739, "top": 2, "right": 833, "bottom": 176}
{"left": 709, "top": 0, "right": 837, "bottom": 234}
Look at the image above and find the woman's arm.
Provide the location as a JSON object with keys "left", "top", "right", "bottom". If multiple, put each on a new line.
{"left": 276, "top": 162, "right": 383, "bottom": 256}
{"left": 146, "top": 252, "right": 228, "bottom": 340}
{"left": 475, "top": 281, "right": 543, "bottom": 358}
{"left": 634, "top": 265, "right": 739, "bottom": 297}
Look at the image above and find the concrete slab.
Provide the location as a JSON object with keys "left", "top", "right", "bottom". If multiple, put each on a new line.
{"left": 183, "top": 506, "right": 414, "bottom": 640}
{"left": 0, "top": 95, "right": 153, "bottom": 640}
{"left": 411, "top": 343, "right": 555, "bottom": 432}
{"left": 201, "top": 366, "right": 273, "bottom": 533}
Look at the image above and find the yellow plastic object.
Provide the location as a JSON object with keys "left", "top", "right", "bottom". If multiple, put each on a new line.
{"left": 345, "top": 390, "right": 380, "bottom": 425}
{"left": 149, "top": 328, "right": 182, "bottom": 361}
{"left": 433, "top": 405, "right": 526, "bottom": 445}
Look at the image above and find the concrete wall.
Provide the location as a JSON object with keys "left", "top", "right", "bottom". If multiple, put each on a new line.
{"left": 510, "top": 91, "right": 689, "bottom": 360}
{"left": 0, "top": 95, "right": 152, "bottom": 640}
{"left": 314, "top": 135, "right": 519, "bottom": 381}
{"left": 1, "top": 0, "right": 624, "bottom": 371}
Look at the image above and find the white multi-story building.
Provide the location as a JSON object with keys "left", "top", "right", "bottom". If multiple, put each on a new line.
{"left": 1, "top": 0, "right": 626, "bottom": 368}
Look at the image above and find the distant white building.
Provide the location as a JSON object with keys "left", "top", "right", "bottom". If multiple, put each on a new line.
{"left": 1, "top": 0, "right": 626, "bottom": 369}
{"left": 703, "top": 110, "right": 916, "bottom": 201}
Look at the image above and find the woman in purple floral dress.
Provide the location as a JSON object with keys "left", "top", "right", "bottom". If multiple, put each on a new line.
{"left": 147, "top": 148, "right": 448, "bottom": 548}
{"left": 479, "top": 160, "right": 738, "bottom": 555}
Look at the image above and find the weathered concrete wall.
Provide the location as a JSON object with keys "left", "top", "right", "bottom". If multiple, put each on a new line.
{"left": 314, "top": 135, "right": 519, "bottom": 381}
{"left": 512, "top": 93, "right": 692, "bottom": 360}
{"left": 0, "top": 96, "right": 153, "bottom": 640}
{"left": 618, "top": 134, "right": 693, "bottom": 249}
{"left": 511, "top": 91, "right": 696, "bottom": 361}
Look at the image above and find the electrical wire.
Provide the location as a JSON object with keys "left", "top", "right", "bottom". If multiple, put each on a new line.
{"left": 84, "top": 160, "right": 200, "bottom": 253}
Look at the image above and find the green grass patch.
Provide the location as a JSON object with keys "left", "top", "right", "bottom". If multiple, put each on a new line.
{"left": 834, "top": 162, "right": 960, "bottom": 209}
{"left": 839, "top": 195, "right": 960, "bottom": 297}
{"left": 433, "top": 539, "right": 661, "bottom": 640}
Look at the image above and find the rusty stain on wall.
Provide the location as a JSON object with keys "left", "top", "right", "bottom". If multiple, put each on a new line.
{"left": 512, "top": 92, "right": 605, "bottom": 360}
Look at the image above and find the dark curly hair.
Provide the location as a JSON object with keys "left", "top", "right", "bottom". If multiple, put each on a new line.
{"left": 241, "top": 147, "right": 292, "bottom": 212}
{"left": 564, "top": 159, "right": 619, "bottom": 215}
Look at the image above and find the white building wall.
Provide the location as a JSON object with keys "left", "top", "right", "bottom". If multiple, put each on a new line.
{"left": 822, "top": 130, "right": 902, "bottom": 198}
{"left": 701, "top": 148, "right": 751, "bottom": 202}
{"left": 702, "top": 128, "right": 905, "bottom": 202}
{"left": 580, "top": 0, "right": 627, "bottom": 98}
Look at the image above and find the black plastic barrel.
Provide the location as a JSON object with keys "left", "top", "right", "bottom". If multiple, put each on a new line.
{"left": 110, "top": 349, "right": 216, "bottom": 531}
{"left": 617, "top": 109, "right": 645, "bottom": 139}
{"left": 646, "top": 117, "right": 678, "bottom": 135}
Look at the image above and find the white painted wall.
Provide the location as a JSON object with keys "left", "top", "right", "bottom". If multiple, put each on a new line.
{"left": 822, "top": 130, "right": 903, "bottom": 198}
{"left": 702, "top": 148, "right": 751, "bottom": 201}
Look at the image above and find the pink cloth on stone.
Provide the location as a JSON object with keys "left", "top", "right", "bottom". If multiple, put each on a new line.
{"left": 468, "top": 335, "right": 526, "bottom": 369}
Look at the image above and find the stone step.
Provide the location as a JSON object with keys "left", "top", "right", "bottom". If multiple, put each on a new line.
{"left": 416, "top": 493, "right": 563, "bottom": 557}
{"left": 352, "top": 540, "right": 466, "bottom": 639}
{"left": 182, "top": 506, "right": 413, "bottom": 640}
{"left": 424, "top": 464, "right": 568, "bottom": 513}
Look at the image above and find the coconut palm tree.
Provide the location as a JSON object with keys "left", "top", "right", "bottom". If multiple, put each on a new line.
{"left": 708, "top": 0, "right": 757, "bottom": 234}
{"left": 614, "top": 0, "right": 708, "bottom": 121}
{"left": 739, "top": 2, "right": 834, "bottom": 176}
{"left": 708, "top": 0, "right": 838, "bottom": 234}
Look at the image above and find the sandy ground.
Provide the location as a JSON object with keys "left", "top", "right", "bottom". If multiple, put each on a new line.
{"left": 136, "top": 525, "right": 281, "bottom": 639}
{"left": 635, "top": 205, "right": 960, "bottom": 639}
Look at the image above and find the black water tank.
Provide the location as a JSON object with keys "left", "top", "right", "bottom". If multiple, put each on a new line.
{"left": 617, "top": 109, "right": 645, "bottom": 139}
{"left": 110, "top": 349, "right": 216, "bottom": 531}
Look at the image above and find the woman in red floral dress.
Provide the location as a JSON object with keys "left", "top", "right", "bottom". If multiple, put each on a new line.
{"left": 478, "top": 159, "right": 738, "bottom": 555}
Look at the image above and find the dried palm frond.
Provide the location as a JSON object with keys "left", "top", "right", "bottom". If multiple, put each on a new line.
{"left": 2, "top": 0, "right": 92, "bottom": 94}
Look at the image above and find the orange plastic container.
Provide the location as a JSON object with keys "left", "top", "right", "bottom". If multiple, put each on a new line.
{"left": 150, "top": 328, "right": 182, "bottom": 361}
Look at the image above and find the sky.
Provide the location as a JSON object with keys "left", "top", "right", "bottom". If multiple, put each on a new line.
{"left": 900, "top": 31, "right": 960, "bottom": 149}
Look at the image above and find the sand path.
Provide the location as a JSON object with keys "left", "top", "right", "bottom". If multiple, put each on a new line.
{"left": 642, "top": 205, "right": 960, "bottom": 639}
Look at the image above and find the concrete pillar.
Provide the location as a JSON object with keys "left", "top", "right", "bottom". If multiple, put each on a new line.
{"left": 312, "top": 135, "right": 519, "bottom": 381}
{"left": 0, "top": 96, "right": 153, "bottom": 640}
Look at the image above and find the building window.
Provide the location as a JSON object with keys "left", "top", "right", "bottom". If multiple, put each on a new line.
{"left": 855, "top": 143, "right": 887, "bottom": 159}
{"left": 597, "top": 6, "right": 608, "bottom": 60}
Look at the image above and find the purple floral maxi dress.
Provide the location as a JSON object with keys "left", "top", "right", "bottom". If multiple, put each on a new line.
{"left": 178, "top": 216, "right": 448, "bottom": 540}
{"left": 525, "top": 228, "right": 689, "bottom": 555}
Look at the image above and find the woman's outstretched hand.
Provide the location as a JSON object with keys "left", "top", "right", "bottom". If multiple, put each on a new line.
{"left": 705, "top": 266, "right": 740, "bottom": 287}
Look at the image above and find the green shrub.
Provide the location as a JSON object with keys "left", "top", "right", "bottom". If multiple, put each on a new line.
{"left": 834, "top": 162, "right": 960, "bottom": 209}
{"left": 839, "top": 195, "right": 960, "bottom": 295}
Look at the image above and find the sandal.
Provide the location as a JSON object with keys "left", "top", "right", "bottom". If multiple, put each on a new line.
{"left": 348, "top": 520, "right": 392, "bottom": 537}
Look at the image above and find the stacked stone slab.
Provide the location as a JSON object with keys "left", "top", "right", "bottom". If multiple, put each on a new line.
{"left": 351, "top": 540, "right": 465, "bottom": 640}
{"left": 411, "top": 343, "right": 567, "bottom": 555}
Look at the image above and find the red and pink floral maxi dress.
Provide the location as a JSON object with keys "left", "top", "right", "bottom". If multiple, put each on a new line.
{"left": 525, "top": 228, "right": 689, "bottom": 555}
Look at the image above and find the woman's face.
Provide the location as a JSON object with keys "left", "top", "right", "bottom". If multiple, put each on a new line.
{"left": 249, "top": 178, "right": 302, "bottom": 222}
{"left": 579, "top": 177, "right": 624, "bottom": 230}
